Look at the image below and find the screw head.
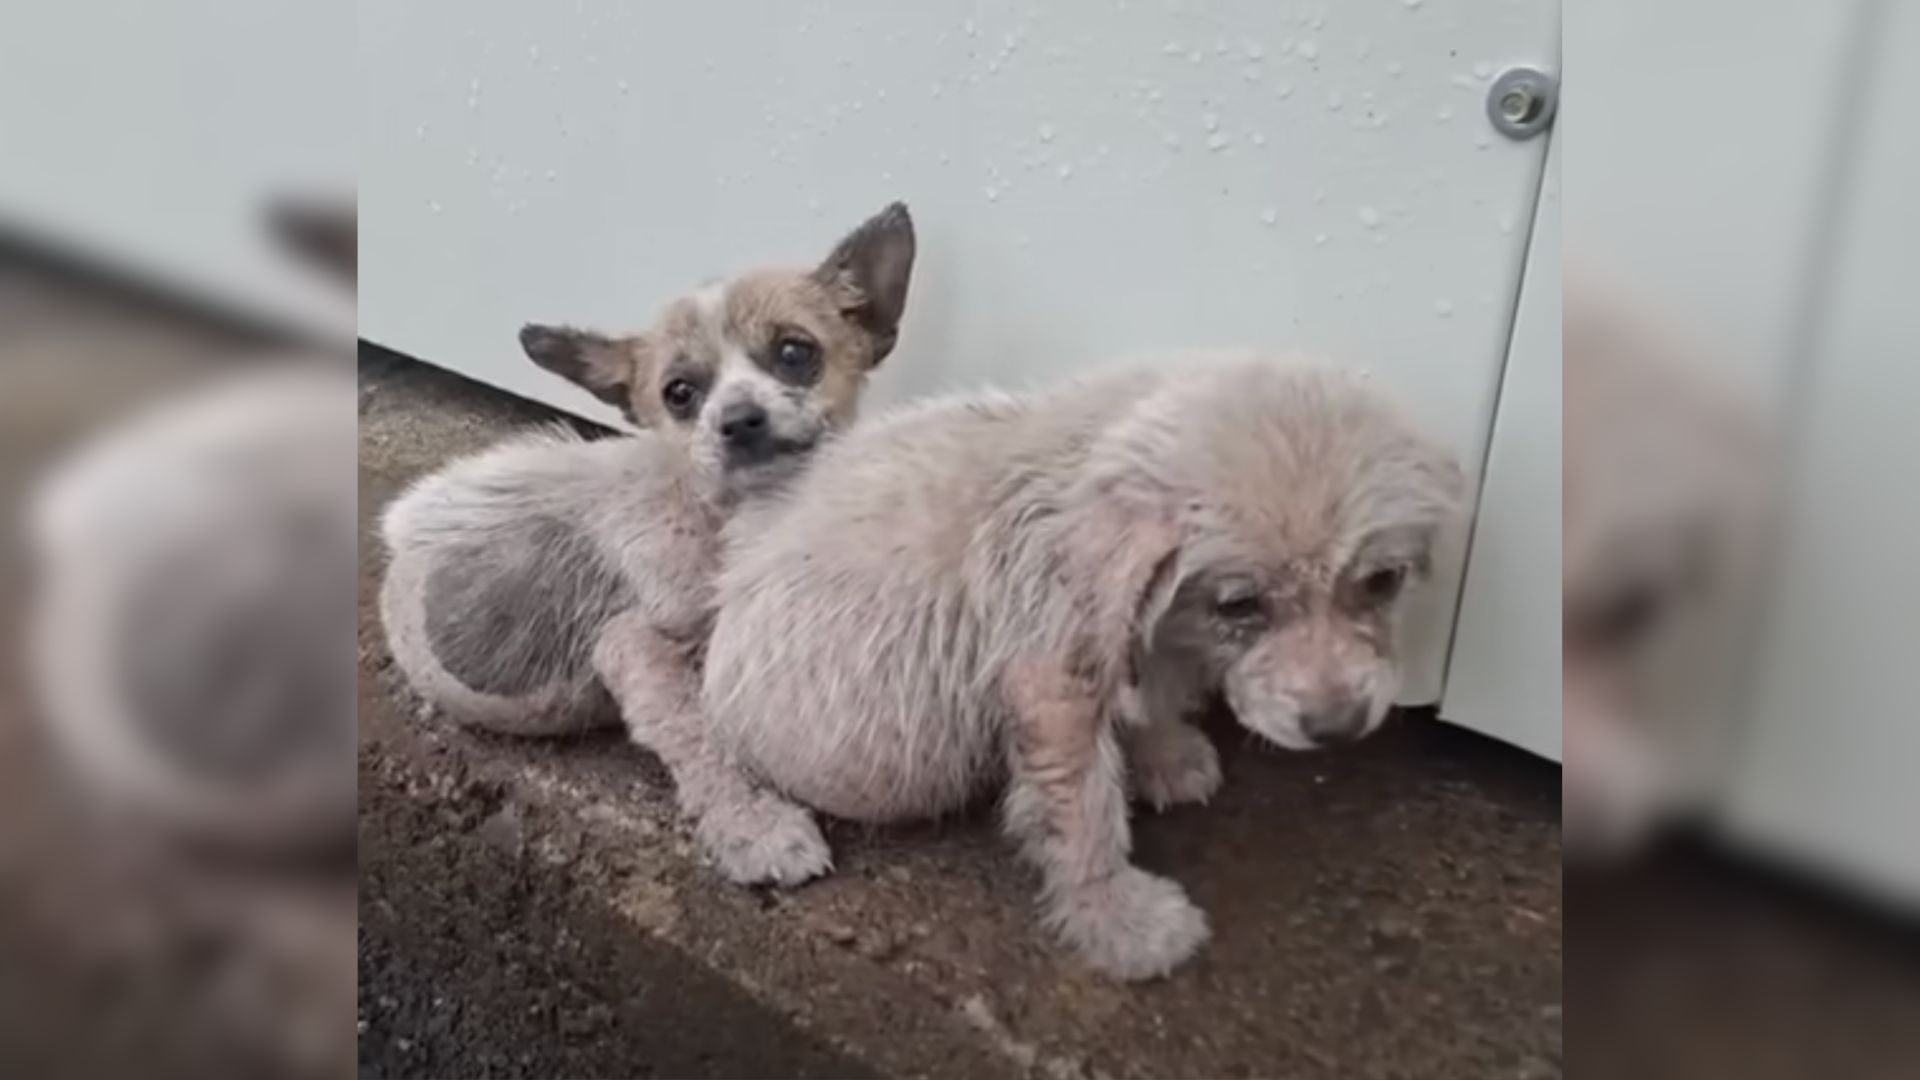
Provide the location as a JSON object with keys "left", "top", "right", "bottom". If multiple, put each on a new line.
{"left": 1500, "top": 87, "right": 1537, "bottom": 123}
{"left": 1487, "top": 67, "right": 1558, "bottom": 140}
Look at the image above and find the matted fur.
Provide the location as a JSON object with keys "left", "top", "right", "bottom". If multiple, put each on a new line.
{"left": 379, "top": 203, "right": 914, "bottom": 882}
{"left": 380, "top": 426, "right": 717, "bottom": 733}
{"left": 703, "top": 355, "right": 1464, "bottom": 978}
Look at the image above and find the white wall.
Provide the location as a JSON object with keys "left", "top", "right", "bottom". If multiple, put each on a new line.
{"left": 1441, "top": 133, "right": 1559, "bottom": 761}
{"left": 359, "top": 0, "right": 1561, "bottom": 711}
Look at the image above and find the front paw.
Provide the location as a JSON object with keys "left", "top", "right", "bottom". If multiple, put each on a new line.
{"left": 1047, "top": 867, "right": 1210, "bottom": 980}
{"left": 1130, "top": 723, "right": 1223, "bottom": 810}
{"left": 696, "top": 793, "right": 833, "bottom": 887}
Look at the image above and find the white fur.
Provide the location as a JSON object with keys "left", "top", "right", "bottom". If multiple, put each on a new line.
{"left": 704, "top": 355, "right": 1465, "bottom": 978}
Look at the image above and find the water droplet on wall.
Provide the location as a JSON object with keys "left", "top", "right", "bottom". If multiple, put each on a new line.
{"left": 1404, "top": 0, "right": 1424, "bottom": 8}
{"left": 1039, "top": 123, "right": 1056, "bottom": 142}
{"left": 1202, "top": 113, "right": 1220, "bottom": 132}
{"left": 1260, "top": 206, "right": 1278, "bottom": 226}
{"left": 428, "top": 199, "right": 442, "bottom": 213}
{"left": 1251, "top": 131, "right": 1268, "bottom": 146}
{"left": 1295, "top": 40, "right": 1320, "bottom": 60}
{"left": 1473, "top": 61, "right": 1494, "bottom": 79}
{"left": 1327, "top": 91, "right": 1344, "bottom": 111}
{"left": 1058, "top": 163, "right": 1073, "bottom": 179}
{"left": 1386, "top": 60, "right": 1405, "bottom": 78}
{"left": 983, "top": 185, "right": 1000, "bottom": 201}
{"left": 1436, "top": 105, "right": 1455, "bottom": 122}
{"left": 1433, "top": 299, "right": 1455, "bottom": 317}
{"left": 1357, "top": 206, "right": 1381, "bottom": 228}
{"left": 1313, "top": 232, "right": 1329, "bottom": 245}
{"left": 1207, "top": 132, "right": 1232, "bottom": 151}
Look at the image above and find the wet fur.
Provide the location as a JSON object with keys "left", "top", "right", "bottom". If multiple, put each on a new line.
{"left": 379, "top": 204, "right": 915, "bottom": 882}
{"left": 703, "top": 356, "right": 1465, "bottom": 978}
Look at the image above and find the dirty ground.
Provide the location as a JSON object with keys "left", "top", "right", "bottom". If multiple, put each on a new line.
{"left": 355, "top": 348, "right": 1564, "bottom": 1080}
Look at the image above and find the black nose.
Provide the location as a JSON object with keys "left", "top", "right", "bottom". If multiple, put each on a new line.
{"left": 1301, "top": 701, "right": 1371, "bottom": 746}
{"left": 719, "top": 401, "right": 770, "bottom": 448}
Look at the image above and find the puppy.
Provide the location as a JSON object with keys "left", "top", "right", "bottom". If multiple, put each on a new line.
{"left": 1562, "top": 289, "right": 1775, "bottom": 856}
{"left": 379, "top": 203, "right": 914, "bottom": 879}
{"left": 703, "top": 356, "right": 1465, "bottom": 978}
{"left": 23, "top": 201, "right": 358, "bottom": 857}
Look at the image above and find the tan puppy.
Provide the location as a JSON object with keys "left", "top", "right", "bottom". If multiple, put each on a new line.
{"left": 702, "top": 356, "right": 1465, "bottom": 978}
{"left": 379, "top": 203, "right": 915, "bottom": 881}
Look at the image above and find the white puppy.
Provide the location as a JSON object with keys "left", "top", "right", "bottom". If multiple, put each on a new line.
{"left": 380, "top": 203, "right": 915, "bottom": 882}
{"left": 1562, "top": 290, "right": 1775, "bottom": 855}
{"left": 703, "top": 356, "right": 1465, "bottom": 978}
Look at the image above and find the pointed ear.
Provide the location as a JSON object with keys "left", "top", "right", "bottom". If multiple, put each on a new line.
{"left": 814, "top": 201, "right": 916, "bottom": 366}
{"left": 518, "top": 323, "right": 637, "bottom": 414}
{"left": 267, "top": 198, "right": 356, "bottom": 284}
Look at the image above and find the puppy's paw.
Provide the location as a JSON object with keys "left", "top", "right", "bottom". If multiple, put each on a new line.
{"left": 696, "top": 793, "right": 833, "bottom": 887}
{"left": 1048, "top": 867, "right": 1210, "bottom": 980}
{"left": 1129, "top": 722, "right": 1223, "bottom": 810}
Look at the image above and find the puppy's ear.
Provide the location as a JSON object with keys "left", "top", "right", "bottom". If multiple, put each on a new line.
{"left": 1068, "top": 498, "right": 1184, "bottom": 698}
{"left": 814, "top": 201, "right": 916, "bottom": 366}
{"left": 267, "top": 198, "right": 356, "bottom": 284}
{"left": 519, "top": 323, "right": 638, "bottom": 414}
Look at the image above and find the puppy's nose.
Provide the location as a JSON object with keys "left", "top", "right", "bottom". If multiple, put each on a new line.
{"left": 1301, "top": 700, "right": 1371, "bottom": 746}
{"left": 719, "top": 401, "right": 770, "bottom": 448}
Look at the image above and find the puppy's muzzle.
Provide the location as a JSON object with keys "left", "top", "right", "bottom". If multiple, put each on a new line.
{"left": 720, "top": 401, "right": 772, "bottom": 454}
{"left": 1299, "top": 699, "right": 1370, "bottom": 747}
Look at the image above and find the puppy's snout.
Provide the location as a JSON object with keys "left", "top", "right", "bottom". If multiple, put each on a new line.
{"left": 1300, "top": 699, "right": 1370, "bottom": 747}
{"left": 719, "top": 401, "right": 771, "bottom": 450}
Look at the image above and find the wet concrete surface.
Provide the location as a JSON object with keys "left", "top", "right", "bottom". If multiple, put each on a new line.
{"left": 356, "top": 350, "right": 1564, "bottom": 1079}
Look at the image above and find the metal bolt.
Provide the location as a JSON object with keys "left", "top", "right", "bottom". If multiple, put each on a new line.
{"left": 1500, "top": 87, "right": 1538, "bottom": 124}
{"left": 1486, "top": 67, "right": 1558, "bottom": 140}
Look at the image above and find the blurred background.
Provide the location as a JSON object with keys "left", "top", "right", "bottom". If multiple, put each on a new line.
{"left": 1, "top": 2, "right": 354, "bottom": 1078}
{"left": 1564, "top": 0, "right": 1919, "bottom": 1076}
{"left": 0, "top": 0, "right": 1913, "bottom": 1078}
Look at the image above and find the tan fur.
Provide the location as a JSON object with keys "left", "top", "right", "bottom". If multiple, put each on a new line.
{"left": 379, "top": 204, "right": 916, "bottom": 885}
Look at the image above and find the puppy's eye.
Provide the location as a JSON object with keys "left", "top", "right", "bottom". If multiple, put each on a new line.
{"left": 661, "top": 378, "right": 700, "bottom": 416}
{"left": 1214, "top": 592, "right": 1266, "bottom": 622}
{"left": 1586, "top": 583, "right": 1663, "bottom": 650}
{"left": 773, "top": 337, "right": 821, "bottom": 383}
{"left": 1360, "top": 566, "right": 1406, "bottom": 603}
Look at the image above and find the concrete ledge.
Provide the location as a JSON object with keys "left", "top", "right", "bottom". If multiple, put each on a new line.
{"left": 357, "top": 353, "right": 1562, "bottom": 1080}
